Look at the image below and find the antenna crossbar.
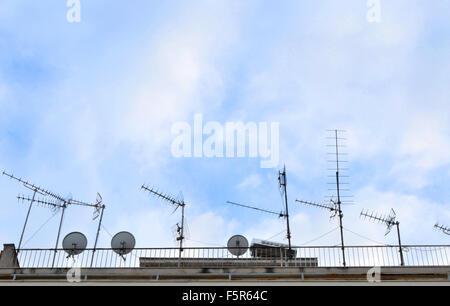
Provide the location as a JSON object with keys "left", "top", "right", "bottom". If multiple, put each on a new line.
{"left": 3, "top": 171, "right": 66, "bottom": 202}
{"left": 296, "top": 199, "right": 337, "bottom": 212}
{"left": 360, "top": 210, "right": 397, "bottom": 226}
{"left": 141, "top": 185, "right": 184, "bottom": 207}
{"left": 434, "top": 223, "right": 450, "bottom": 235}
{"left": 226, "top": 201, "right": 286, "bottom": 218}
{"left": 67, "top": 198, "right": 100, "bottom": 208}
{"left": 17, "top": 195, "right": 65, "bottom": 209}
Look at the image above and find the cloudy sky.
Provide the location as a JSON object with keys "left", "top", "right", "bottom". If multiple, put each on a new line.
{"left": 0, "top": 0, "right": 449, "bottom": 252}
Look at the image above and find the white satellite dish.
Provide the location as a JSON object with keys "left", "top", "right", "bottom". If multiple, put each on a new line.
{"left": 62, "top": 232, "right": 88, "bottom": 256}
{"left": 111, "top": 231, "right": 136, "bottom": 256}
{"left": 227, "top": 235, "right": 249, "bottom": 257}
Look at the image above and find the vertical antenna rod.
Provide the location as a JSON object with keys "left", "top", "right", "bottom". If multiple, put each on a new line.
{"left": 52, "top": 202, "right": 67, "bottom": 268}
{"left": 278, "top": 165, "right": 292, "bottom": 252}
{"left": 178, "top": 204, "right": 185, "bottom": 262}
{"left": 396, "top": 221, "right": 405, "bottom": 266}
{"left": 334, "top": 130, "right": 346, "bottom": 267}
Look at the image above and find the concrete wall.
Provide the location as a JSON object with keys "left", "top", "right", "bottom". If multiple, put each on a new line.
{"left": 0, "top": 266, "right": 449, "bottom": 283}
{"left": 0, "top": 244, "right": 19, "bottom": 268}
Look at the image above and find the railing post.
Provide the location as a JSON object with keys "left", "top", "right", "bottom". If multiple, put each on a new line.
{"left": 280, "top": 249, "right": 283, "bottom": 267}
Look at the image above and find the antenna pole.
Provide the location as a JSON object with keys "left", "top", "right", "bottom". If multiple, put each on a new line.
{"left": 396, "top": 222, "right": 405, "bottom": 266}
{"left": 334, "top": 130, "right": 346, "bottom": 267}
{"left": 52, "top": 203, "right": 67, "bottom": 268}
{"left": 178, "top": 203, "right": 185, "bottom": 267}
{"left": 17, "top": 189, "right": 37, "bottom": 252}
{"left": 91, "top": 205, "right": 105, "bottom": 267}
{"left": 279, "top": 166, "right": 292, "bottom": 253}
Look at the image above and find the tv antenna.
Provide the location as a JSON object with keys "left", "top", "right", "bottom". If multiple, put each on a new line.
{"left": 141, "top": 185, "right": 186, "bottom": 264}
{"left": 3, "top": 171, "right": 105, "bottom": 268}
{"left": 434, "top": 223, "right": 450, "bottom": 236}
{"left": 226, "top": 165, "right": 293, "bottom": 256}
{"left": 3, "top": 171, "right": 67, "bottom": 254}
{"left": 296, "top": 130, "right": 348, "bottom": 267}
{"left": 360, "top": 208, "right": 405, "bottom": 266}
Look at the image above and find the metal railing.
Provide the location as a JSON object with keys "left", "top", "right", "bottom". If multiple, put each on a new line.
{"left": 8, "top": 245, "right": 450, "bottom": 269}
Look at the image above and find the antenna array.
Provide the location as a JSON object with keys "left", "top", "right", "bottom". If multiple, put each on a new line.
{"left": 360, "top": 208, "right": 404, "bottom": 266}
{"left": 360, "top": 209, "right": 397, "bottom": 235}
{"left": 17, "top": 195, "right": 65, "bottom": 213}
{"left": 295, "top": 200, "right": 339, "bottom": 218}
{"left": 3, "top": 170, "right": 105, "bottom": 268}
{"left": 3, "top": 171, "right": 66, "bottom": 202}
{"left": 434, "top": 223, "right": 450, "bottom": 235}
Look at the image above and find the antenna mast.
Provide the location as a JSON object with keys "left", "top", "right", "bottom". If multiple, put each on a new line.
{"left": 226, "top": 166, "right": 294, "bottom": 257}
{"left": 278, "top": 165, "right": 292, "bottom": 252}
{"left": 360, "top": 209, "right": 405, "bottom": 266}
{"left": 141, "top": 185, "right": 186, "bottom": 265}
{"left": 333, "top": 130, "right": 346, "bottom": 267}
{"left": 297, "top": 130, "right": 348, "bottom": 267}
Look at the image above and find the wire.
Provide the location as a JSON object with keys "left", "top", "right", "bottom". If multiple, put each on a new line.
{"left": 265, "top": 230, "right": 286, "bottom": 241}
{"left": 101, "top": 225, "right": 114, "bottom": 238}
{"left": 22, "top": 210, "right": 60, "bottom": 248}
{"left": 298, "top": 227, "right": 339, "bottom": 246}
{"left": 343, "top": 227, "right": 388, "bottom": 246}
{"left": 405, "top": 246, "right": 448, "bottom": 252}
{"left": 278, "top": 183, "right": 285, "bottom": 213}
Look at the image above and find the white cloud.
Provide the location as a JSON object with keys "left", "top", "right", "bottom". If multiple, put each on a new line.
{"left": 114, "top": 1, "right": 247, "bottom": 169}
{"left": 0, "top": 1, "right": 448, "bottom": 249}
{"left": 236, "top": 174, "right": 262, "bottom": 190}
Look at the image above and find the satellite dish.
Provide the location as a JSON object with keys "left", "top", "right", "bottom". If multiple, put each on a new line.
{"left": 62, "top": 232, "right": 88, "bottom": 256}
{"left": 227, "top": 235, "right": 249, "bottom": 256}
{"left": 111, "top": 231, "right": 136, "bottom": 256}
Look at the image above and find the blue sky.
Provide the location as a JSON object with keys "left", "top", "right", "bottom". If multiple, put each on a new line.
{"left": 0, "top": 0, "right": 449, "bottom": 250}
